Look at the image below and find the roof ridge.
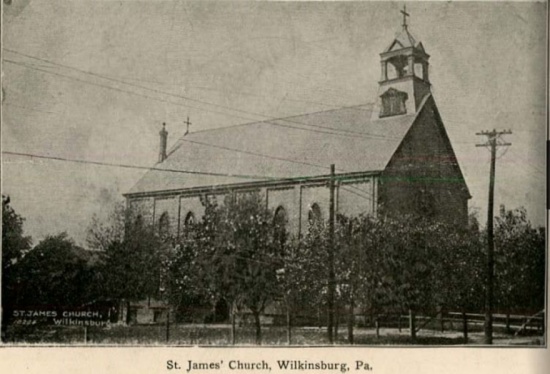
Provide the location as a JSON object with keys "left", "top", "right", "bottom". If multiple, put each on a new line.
{"left": 165, "top": 103, "right": 375, "bottom": 157}
{"left": 128, "top": 102, "right": 418, "bottom": 195}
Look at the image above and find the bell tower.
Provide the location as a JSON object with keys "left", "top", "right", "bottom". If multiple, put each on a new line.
{"left": 377, "top": 6, "right": 431, "bottom": 118}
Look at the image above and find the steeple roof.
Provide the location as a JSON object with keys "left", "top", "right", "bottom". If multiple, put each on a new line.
{"left": 383, "top": 28, "right": 424, "bottom": 53}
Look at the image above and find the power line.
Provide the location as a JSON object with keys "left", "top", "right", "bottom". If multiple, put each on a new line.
{"left": 4, "top": 49, "right": 400, "bottom": 141}
{"left": 1, "top": 150, "right": 375, "bottom": 203}
{"left": 4, "top": 59, "right": 259, "bottom": 123}
{"left": 178, "top": 141, "right": 374, "bottom": 201}
{"left": 8, "top": 48, "right": 357, "bottom": 115}
{"left": 3, "top": 149, "right": 376, "bottom": 203}
{"left": 3, "top": 102, "right": 63, "bottom": 116}
{"left": 4, "top": 49, "right": 273, "bottom": 120}
{"left": 340, "top": 186, "right": 373, "bottom": 202}
{"left": 5, "top": 58, "right": 389, "bottom": 141}
{"left": 174, "top": 138, "right": 330, "bottom": 171}
{"left": 173, "top": 140, "right": 375, "bottom": 202}
{"left": 4, "top": 53, "right": 394, "bottom": 204}
{"left": 4, "top": 59, "right": 402, "bottom": 186}
{"left": 1, "top": 150, "right": 276, "bottom": 181}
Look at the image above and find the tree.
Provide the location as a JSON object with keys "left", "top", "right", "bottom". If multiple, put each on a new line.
{"left": 1, "top": 195, "right": 32, "bottom": 339}
{"left": 193, "top": 192, "right": 283, "bottom": 345}
{"left": 335, "top": 214, "right": 387, "bottom": 344}
{"left": 277, "top": 232, "right": 326, "bottom": 344}
{"left": 370, "top": 216, "right": 445, "bottom": 339}
{"left": 86, "top": 201, "right": 126, "bottom": 251}
{"left": 167, "top": 222, "right": 211, "bottom": 323}
{"left": 430, "top": 217, "right": 485, "bottom": 341}
{"left": 86, "top": 202, "right": 175, "bottom": 323}
{"left": 99, "top": 213, "right": 169, "bottom": 303}
{"left": 494, "top": 207, "right": 545, "bottom": 317}
{"left": 15, "top": 233, "right": 99, "bottom": 309}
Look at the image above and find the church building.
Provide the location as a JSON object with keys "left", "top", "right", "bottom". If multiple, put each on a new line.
{"left": 125, "top": 16, "right": 470, "bottom": 242}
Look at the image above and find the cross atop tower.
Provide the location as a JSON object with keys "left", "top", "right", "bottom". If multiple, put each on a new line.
{"left": 401, "top": 5, "right": 410, "bottom": 30}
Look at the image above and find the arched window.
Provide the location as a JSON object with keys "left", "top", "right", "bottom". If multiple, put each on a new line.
{"left": 158, "top": 212, "right": 170, "bottom": 238}
{"left": 273, "top": 206, "right": 288, "bottom": 249}
{"left": 184, "top": 211, "right": 196, "bottom": 226}
{"left": 308, "top": 203, "right": 323, "bottom": 227}
{"left": 181, "top": 211, "right": 196, "bottom": 240}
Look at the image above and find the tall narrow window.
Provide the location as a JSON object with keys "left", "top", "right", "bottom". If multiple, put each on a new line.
{"left": 182, "top": 211, "right": 196, "bottom": 240}
{"left": 273, "top": 206, "right": 288, "bottom": 251}
{"left": 158, "top": 212, "right": 170, "bottom": 238}
{"left": 184, "top": 211, "right": 195, "bottom": 226}
{"left": 308, "top": 203, "right": 322, "bottom": 226}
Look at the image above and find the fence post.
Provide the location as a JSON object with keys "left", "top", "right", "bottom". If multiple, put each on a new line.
{"left": 231, "top": 310, "right": 236, "bottom": 345}
{"left": 462, "top": 311, "right": 468, "bottom": 343}
{"left": 347, "top": 300, "right": 354, "bottom": 345}
{"left": 166, "top": 310, "right": 170, "bottom": 343}
{"left": 409, "top": 309, "right": 416, "bottom": 340}
{"left": 398, "top": 313, "right": 402, "bottom": 332}
{"left": 375, "top": 317, "right": 380, "bottom": 339}
{"left": 287, "top": 306, "right": 292, "bottom": 346}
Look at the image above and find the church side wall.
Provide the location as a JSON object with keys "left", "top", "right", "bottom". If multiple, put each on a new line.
{"left": 126, "top": 175, "right": 379, "bottom": 240}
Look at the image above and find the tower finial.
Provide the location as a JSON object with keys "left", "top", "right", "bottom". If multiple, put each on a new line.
{"left": 401, "top": 4, "right": 410, "bottom": 30}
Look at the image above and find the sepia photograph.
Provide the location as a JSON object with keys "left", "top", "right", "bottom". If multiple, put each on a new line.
{"left": 1, "top": 0, "right": 547, "bottom": 354}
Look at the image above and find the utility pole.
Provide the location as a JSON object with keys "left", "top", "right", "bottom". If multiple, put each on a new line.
{"left": 327, "top": 164, "right": 336, "bottom": 344}
{"left": 476, "top": 129, "right": 512, "bottom": 345}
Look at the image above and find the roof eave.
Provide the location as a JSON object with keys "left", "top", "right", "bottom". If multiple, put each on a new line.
{"left": 124, "top": 170, "right": 384, "bottom": 199}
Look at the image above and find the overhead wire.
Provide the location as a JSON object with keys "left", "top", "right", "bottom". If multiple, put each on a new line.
{"left": 5, "top": 58, "right": 389, "bottom": 141}
{"left": 4, "top": 59, "right": 261, "bottom": 124}
{"left": 2, "top": 150, "right": 276, "bottom": 181}
{"left": 3, "top": 54, "right": 383, "bottom": 202}
{"left": 1, "top": 150, "right": 375, "bottom": 203}
{"left": 4, "top": 49, "right": 400, "bottom": 141}
{"left": 5, "top": 51, "right": 469, "bottom": 204}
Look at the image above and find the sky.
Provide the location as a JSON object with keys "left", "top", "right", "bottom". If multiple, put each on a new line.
{"left": 2, "top": 0, "right": 547, "bottom": 247}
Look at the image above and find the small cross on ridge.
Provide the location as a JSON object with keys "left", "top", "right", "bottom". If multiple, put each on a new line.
{"left": 184, "top": 116, "right": 192, "bottom": 135}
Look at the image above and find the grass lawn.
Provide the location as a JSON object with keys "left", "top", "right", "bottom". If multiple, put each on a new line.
{"left": 4, "top": 323, "right": 544, "bottom": 346}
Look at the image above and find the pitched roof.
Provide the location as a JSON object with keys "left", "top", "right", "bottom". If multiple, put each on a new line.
{"left": 383, "top": 28, "right": 423, "bottom": 53}
{"left": 127, "top": 102, "right": 422, "bottom": 195}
